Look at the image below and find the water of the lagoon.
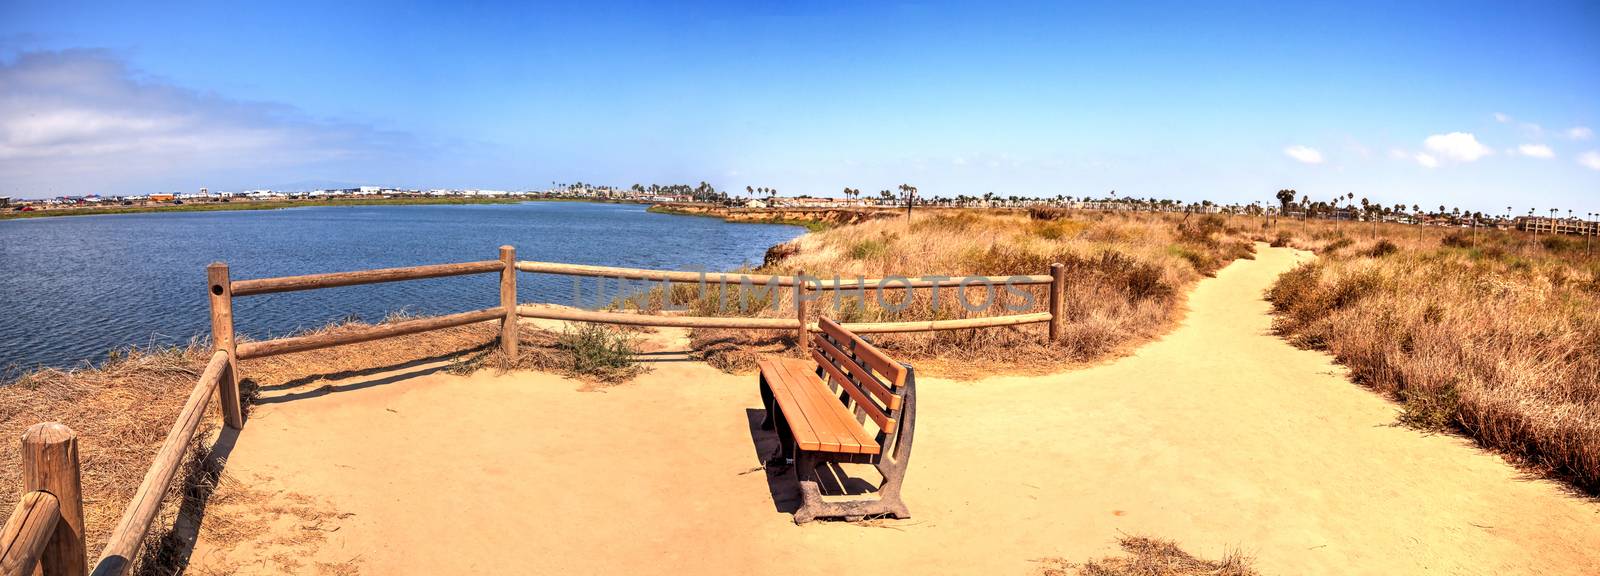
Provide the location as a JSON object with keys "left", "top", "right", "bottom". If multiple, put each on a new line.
{"left": 0, "top": 201, "right": 804, "bottom": 372}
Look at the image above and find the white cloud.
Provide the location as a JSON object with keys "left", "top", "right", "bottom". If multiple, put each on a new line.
{"left": 1494, "top": 112, "right": 1512, "bottom": 123}
{"left": 1567, "top": 127, "right": 1594, "bottom": 141}
{"left": 1516, "top": 144, "right": 1555, "bottom": 158}
{"left": 1580, "top": 151, "right": 1600, "bottom": 171}
{"left": 1423, "top": 132, "right": 1492, "bottom": 163}
{"left": 0, "top": 49, "right": 418, "bottom": 196}
{"left": 1388, "top": 148, "right": 1410, "bottom": 160}
{"left": 1414, "top": 153, "right": 1439, "bottom": 168}
{"left": 1283, "top": 145, "right": 1324, "bottom": 164}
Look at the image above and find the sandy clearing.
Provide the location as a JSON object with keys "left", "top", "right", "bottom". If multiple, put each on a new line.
{"left": 186, "top": 245, "right": 1600, "bottom": 575}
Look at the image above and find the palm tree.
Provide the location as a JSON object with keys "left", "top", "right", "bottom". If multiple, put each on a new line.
{"left": 897, "top": 183, "right": 918, "bottom": 221}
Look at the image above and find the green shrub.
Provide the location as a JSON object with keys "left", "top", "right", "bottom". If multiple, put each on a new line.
{"left": 1441, "top": 232, "right": 1472, "bottom": 248}
{"left": 846, "top": 233, "right": 896, "bottom": 260}
{"left": 557, "top": 323, "right": 643, "bottom": 382}
{"left": 1270, "top": 230, "right": 1293, "bottom": 247}
{"left": 1398, "top": 380, "right": 1460, "bottom": 430}
{"left": 1542, "top": 235, "right": 1578, "bottom": 253}
{"left": 1365, "top": 239, "right": 1399, "bottom": 258}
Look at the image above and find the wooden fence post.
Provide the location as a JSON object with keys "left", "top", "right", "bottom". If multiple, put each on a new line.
{"left": 499, "top": 246, "right": 518, "bottom": 361}
{"left": 1048, "top": 263, "right": 1065, "bottom": 342}
{"left": 796, "top": 270, "right": 810, "bottom": 355}
{"left": 23, "top": 423, "right": 86, "bottom": 576}
{"left": 207, "top": 263, "right": 245, "bottom": 429}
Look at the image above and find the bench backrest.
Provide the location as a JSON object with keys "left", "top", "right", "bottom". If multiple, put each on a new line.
{"left": 810, "top": 317, "right": 912, "bottom": 457}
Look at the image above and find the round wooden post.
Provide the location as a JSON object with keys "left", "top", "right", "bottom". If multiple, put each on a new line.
{"left": 207, "top": 263, "right": 244, "bottom": 429}
{"left": 795, "top": 270, "right": 810, "bottom": 355}
{"left": 23, "top": 423, "right": 86, "bottom": 576}
{"left": 1048, "top": 263, "right": 1065, "bottom": 342}
{"left": 499, "top": 246, "right": 519, "bottom": 360}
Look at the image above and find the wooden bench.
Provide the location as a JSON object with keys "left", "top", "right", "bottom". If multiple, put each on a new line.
{"left": 757, "top": 317, "right": 917, "bottom": 523}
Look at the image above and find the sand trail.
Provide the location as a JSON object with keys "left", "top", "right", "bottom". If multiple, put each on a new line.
{"left": 187, "top": 246, "right": 1600, "bottom": 575}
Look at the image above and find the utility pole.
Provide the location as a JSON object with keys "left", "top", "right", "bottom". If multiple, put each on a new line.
{"left": 1580, "top": 211, "right": 1593, "bottom": 256}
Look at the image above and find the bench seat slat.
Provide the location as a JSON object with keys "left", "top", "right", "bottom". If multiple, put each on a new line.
{"left": 759, "top": 358, "right": 879, "bottom": 455}
{"left": 760, "top": 358, "right": 828, "bottom": 452}
{"left": 774, "top": 359, "right": 846, "bottom": 453}
{"left": 780, "top": 359, "right": 877, "bottom": 454}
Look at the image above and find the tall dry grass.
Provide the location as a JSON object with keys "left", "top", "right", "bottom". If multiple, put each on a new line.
{"left": 1032, "top": 534, "right": 1259, "bottom": 576}
{"left": 628, "top": 209, "right": 1258, "bottom": 376}
{"left": 1265, "top": 220, "right": 1600, "bottom": 493}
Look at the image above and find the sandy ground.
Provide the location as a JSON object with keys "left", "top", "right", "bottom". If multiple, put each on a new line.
{"left": 185, "top": 246, "right": 1600, "bottom": 575}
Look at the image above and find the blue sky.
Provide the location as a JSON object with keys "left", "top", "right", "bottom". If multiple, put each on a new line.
{"left": 1, "top": 1, "right": 1596, "bottom": 214}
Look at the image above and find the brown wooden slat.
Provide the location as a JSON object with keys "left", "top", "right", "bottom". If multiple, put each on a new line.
{"left": 819, "top": 317, "right": 906, "bottom": 387}
{"left": 785, "top": 360, "right": 878, "bottom": 455}
{"left": 762, "top": 358, "right": 849, "bottom": 453}
{"left": 775, "top": 360, "right": 849, "bottom": 453}
{"left": 793, "top": 360, "right": 879, "bottom": 455}
{"left": 811, "top": 348, "right": 895, "bottom": 432}
{"left": 812, "top": 333, "right": 900, "bottom": 410}
{"left": 761, "top": 358, "right": 878, "bottom": 454}
{"left": 759, "top": 359, "right": 824, "bottom": 452}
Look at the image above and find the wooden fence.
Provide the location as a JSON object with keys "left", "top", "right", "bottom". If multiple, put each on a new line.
{"left": 2, "top": 245, "right": 1068, "bottom": 575}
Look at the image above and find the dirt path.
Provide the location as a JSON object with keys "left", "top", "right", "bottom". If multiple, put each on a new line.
{"left": 187, "top": 246, "right": 1600, "bottom": 575}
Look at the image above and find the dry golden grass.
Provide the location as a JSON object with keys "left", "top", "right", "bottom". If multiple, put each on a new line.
{"left": 1264, "top": 219, "right": 1600, "bottom": 493}
{"left": 1033, "top": 535, "right": 1259, "bottom": 576}
{"left": 630, "top": 209, "right": 1258, "bottom": 377}
{"left": 0, "top": 318, "right": 513, "bottom": 574}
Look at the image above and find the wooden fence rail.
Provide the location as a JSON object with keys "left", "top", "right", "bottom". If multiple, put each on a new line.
{"left": 516, "top": 306, "right": 1053, "bottom": 334}
{"left": 11, "top": 244, "right": 1070, "bottom": 574}
{"left": 91, "top": 350, "right": 229, "bottom": 576}
{"left": 236, "top": 307, "right": 506, "bottom": 360}
{"left": 230, "top": 260, "right": 504, "bottom": 296}
{"left": 0, "top": 491, "right": 62, "bottom": 575}
{"left": 514, "top": 260, "right": 1052, "bottom": 290}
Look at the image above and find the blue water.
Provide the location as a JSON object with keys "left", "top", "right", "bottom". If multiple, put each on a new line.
{"left": 0, "top": 202, "right": 802, "bottom": 371}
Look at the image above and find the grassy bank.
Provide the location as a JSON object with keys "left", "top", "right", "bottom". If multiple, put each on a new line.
{"left": 0, "top": 196, "right": 525, "bottom": 220}
{"left": 628, "top": 209, "right": 1259, "bottom": 377}
{"left": 1264, "top": 221, "right": 1600, "bottom": 493}
{"left": 645, "top": 204, "right": 835, "bottom": 231}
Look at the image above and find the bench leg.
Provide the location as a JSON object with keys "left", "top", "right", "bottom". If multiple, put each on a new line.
{"left": 758, "top": 375, "right": 776, "bottom": 431}
{"left": 791, "top": 452, "right": 911, "bottom": 524}
{"left": 792, "top": 373, "right": 917, "bottom": 524}
{"left": 759, "top": 375, "right": 798, "bottom": 467}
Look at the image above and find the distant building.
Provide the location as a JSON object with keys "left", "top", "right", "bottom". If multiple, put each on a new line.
{"left": 0, "top": 196, "right": 9, "bottom": 207}
{"left": 1515, "top": 216, "right": 1596, "bottom": 236}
